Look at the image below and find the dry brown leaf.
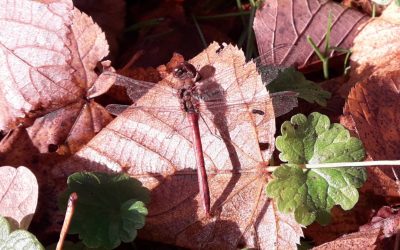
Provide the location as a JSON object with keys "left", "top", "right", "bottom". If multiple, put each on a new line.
{"left": 360, "top": 206, "right": 400, "bottom": 239}
{"left": 0, "top": 0, "right": 113, "bottom": 153}
{"left": 312, "top": 227, "right": 380, "bottom": 250}
{"left": 0, "top": 128, "right": 68, "bottom": 238}
{"left": 0, "top": 166, "right": 38, "bottom": 230}
{"left": 312, "top": 205, "right": 400, "bottom": 249}
{"left": 253, "top": 0, "right": 368, "bottom": 67}
{"left": 346, "top": 0, "right": 400, "bottom": 93}
{"left": 349, "top": 1, "right": 400, "bottom": 83}
{"left": 346, "top": 72, "right": 400, "bottom": 158}
{"left": 346, "top": 71, "right": 400, "bottom": 180}
{"left": 360, "top": 166, "right": 400, "bottom": 204}
{"left": 54, "top": 43, "right": 302, "bottom": 249}
{"left": 343, "top": 1, "right": 400, "bottom": 181}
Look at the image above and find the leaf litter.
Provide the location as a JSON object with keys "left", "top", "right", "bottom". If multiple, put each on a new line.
{"left": 0, "top": 0, "right": 113, "bottom": 154}
{"left": 1, "top": 0, "right": 400, "bottom": 249}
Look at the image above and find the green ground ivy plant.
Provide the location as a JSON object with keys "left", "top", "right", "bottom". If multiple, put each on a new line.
{"left": 60, "top": 172, "right": 150, "bottom": 249}
{"left": 266, "top": 112, "right": 367, "bottom": 226}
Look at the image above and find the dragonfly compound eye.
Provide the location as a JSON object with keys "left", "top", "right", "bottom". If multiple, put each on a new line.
{"left": 173, "top": 62, "right": 198, "bottom": 80}
{"left": 173, "top": 66, "right": 186, "bottom": 78}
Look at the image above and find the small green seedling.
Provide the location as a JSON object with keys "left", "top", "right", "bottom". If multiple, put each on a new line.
{"left": 307, "top": 12, "right": 352, "bottom": 79}
{"left": 266, "top": 112, "right": 367, "bottom": 226}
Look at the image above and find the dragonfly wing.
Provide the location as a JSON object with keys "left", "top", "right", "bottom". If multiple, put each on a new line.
{"left": 106, "top": 104, "right": 130, "bottom": 116}
{"left": 102, "top": 71, "right": 176, "bottom": 103}
{"left": 192, "top": 44, "right": 295, "bottom": 102}
{"left": 197, "top": 91, "right": 298, "bottom": 132}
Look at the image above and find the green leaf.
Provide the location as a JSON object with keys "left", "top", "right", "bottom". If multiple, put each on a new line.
{"left": 266, "top": 112, "right": 367, "bottom": 226}
{"left": 60, "top": 172, "right": 150, "bottom": 249}
{"left": 0, "top": 215, "right": 44, "bottom": 250}
{"left": 267, "top": 67, "right": 331, "bottom": 106}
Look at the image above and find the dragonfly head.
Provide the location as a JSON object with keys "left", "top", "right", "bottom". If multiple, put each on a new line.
{"left": 173, "top": 62, "right": 200, "bottom": 82}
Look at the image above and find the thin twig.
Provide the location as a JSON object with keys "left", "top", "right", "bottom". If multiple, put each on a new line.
{"left": 121, "top": 50, "right": 144, "bottom": 71}
{"left": 56, "top": 192, "right": 78, "bottom": 250}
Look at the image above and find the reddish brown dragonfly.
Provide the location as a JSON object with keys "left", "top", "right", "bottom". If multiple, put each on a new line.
{"left": 103, "top": 51, "right": 298, "bottom": 217}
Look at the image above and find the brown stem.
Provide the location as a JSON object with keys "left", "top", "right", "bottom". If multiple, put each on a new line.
{"left": 56, "top": 192, "right": 78, "bottom": 250}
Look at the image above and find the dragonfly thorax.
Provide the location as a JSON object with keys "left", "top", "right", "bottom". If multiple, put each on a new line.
{"left": 179, "top": 87, "right": 199, "bottom": 113}
{"left": 173, "top": 61, "right": 201, "bottom": 113}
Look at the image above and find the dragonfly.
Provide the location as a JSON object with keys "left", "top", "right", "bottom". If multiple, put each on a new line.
{"left": 103, "top": 47, "right": 298, "bottom": 217}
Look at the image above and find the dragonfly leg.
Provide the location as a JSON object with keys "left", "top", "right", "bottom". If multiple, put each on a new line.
{"left": 199, "top": 114, "right": 222, "bottom": 140}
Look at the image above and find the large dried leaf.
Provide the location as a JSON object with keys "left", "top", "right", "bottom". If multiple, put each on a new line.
{"left": 312, "top": 205, "right": 400, "bottom": 249}
{"left": 346, "top": 2, "right": 400, "bottom": 177}
{"left": 312, "top": 227, "right": 380, "bottom": 250}
{"left": 350, "top": 1, "right": 400, "bottom": 80}
{"left": 0, "top": 0, "right": 113, "bottom": 153}
{"left": 359, "top": 206, "right": 400, "bottom": 239}
{"left": 253, "top": 0, "right": 368, "bottom": 67}
{"left": 54, "top": 43, "right": 303, "bottom": 249}
{"left": 0, "top": 166, "right": 38, "bottom": 230}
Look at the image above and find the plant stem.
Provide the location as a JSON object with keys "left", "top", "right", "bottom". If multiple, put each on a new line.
{"left": 192, "top": 14, "right": 207, "bottom": 48}
{"left": 56, "top": 192, "right": 78, "bottom": 250}
{"left": 266, "top": 160, "right": 400, "bottom": 172}
{"left": 372, "top": 3, "right": 376, "bottom": 18}
{"left": 324, "top": 12, "right": 332, "bottom": 56}
{"left": 307, "top": 36, "right": 329, "bottom": 79}
{"left": 125, "top": 18, "right": 164, "bottom": 32}
{"left": 236, "top": 0, "right": 246, "bottom": 25}
{"left": 246, "top": 0, "right": 257, "bottom": 59}
{"left": 196, "top": 11, "right": 250, "bottom": 20}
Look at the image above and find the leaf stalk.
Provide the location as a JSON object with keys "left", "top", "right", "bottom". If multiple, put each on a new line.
{"left": 266, "top": 160, "right": 400, "bottom": 172}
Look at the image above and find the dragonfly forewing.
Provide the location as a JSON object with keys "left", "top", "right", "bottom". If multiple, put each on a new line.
{"left": 102, "top": 71, "right": 177, "bottom": 103}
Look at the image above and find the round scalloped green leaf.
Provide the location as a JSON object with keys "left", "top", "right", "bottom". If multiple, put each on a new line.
{"left": 119, "top": 199, "right": 147, "bottom": 242}
{"left": 0, "top": 215, "right": 44, "bottom": 250}
{"left": 0, "top": 216, "right": 11, "bottom": 246}
{"left": 268, "top": 112, "right": 367, "bottom": 226}
{"left": 276, "top": 113, "right": 365, "bottom": 164}
{"left": 60, "top": 172, "right": 150, "bottom": 249}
